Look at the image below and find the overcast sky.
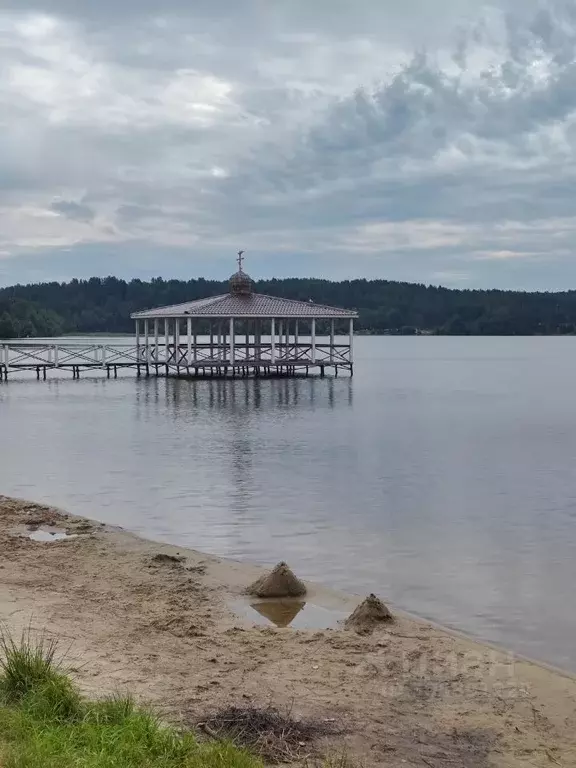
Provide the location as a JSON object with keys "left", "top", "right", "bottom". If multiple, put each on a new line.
{"left": 1, "top": 0, "right": 576, "bottom": 289}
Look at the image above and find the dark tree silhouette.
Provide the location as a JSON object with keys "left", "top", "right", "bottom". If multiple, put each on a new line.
{"left": 1, "top": 276, "right": 576, "bottom": 337}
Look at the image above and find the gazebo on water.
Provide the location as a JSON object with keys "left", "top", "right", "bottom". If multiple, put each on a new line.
{"left": 131, "top": 254, "right": 358, "bottom": 378}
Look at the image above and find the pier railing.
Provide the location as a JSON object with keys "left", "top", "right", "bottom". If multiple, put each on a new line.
{"left": 0, "top": 339, "right": 352, "bottom": 379}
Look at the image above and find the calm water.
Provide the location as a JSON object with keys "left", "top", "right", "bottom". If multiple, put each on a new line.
{"left": 2, "top": 336, "right": 576, "bottom": 671}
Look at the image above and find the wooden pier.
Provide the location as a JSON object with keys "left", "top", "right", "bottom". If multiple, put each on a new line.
{"left": 0, "top": 335, "right": 354, "bottom": 381}
{"left": 0, "top": 256, "right": 357, "bottom": 381}
{"left": 0, "top": 342, "right": 140, "bottom": 381}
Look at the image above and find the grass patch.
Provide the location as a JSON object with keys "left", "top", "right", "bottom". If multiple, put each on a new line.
{"left": 0, "top": 628, "right": 262, "bottom": 768}
{"left": 0, "top": 626, "right": 68, "bottom": 705}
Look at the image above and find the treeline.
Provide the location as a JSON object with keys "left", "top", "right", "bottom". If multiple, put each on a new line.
{"left": 1, "top": 276, "right": 576, "bottom": 337}
{"left": 0, "top": 297, "right": 64, "bottom": 338}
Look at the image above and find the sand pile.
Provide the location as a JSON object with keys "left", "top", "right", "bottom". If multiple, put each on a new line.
{"left": 246, "top": 562, "right": 307, "bottom": 598}
{"left": 345, "top": 594, "right": 393, "bottom": 633}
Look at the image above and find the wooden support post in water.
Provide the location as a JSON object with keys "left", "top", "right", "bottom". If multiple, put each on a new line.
{"left": 229, "top": 317, "right": 235, "bottom": 365}
{"left": 330, "top": 319, "right": 335, "bottom": 363}
{"left": 154, "top": 319, "right": 159, "bottom": 365}
{"left": 175, "top": 319, "right": 180, "bottom": 374}
{"left": 311, "top": 318, "right": 317, "bottom": 364}
{"left": 349, "top": 317, "right": 354, "bottom": 370}
{"left": 164, "top": 318, "right": 170, "bottom": 374}
{"left": 144, "top": 319, "right": 150, "bottom": 365}
{"left": 278, "top": 320, "right": 283, "bottom": 361}
{"left": 295, "top": 320, "right": 299, "bottom": 356}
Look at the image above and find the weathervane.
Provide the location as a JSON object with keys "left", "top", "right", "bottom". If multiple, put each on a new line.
{"left": 237, "top": 250, "right": 245, "bottom": 272}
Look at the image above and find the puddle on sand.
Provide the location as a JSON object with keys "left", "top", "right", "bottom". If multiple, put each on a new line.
{"left": 230, "top": 598, "right": 347, "bottom": 630}
{"left": 28, "top": 529, "right": 78, "bottom": 542}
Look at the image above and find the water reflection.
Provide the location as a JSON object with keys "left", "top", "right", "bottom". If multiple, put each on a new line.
{"left": 230, "top": 598, "right": 346, "bottom": 629}
{"left": 250, "top": 599, "right": 306, "bottom": 627}
{"left": 142, "top": 376, "right": 354, "bottom": 414}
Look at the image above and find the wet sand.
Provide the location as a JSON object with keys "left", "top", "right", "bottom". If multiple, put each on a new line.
{"left": 1, "top": 495, "right": 575, "bottom": 767}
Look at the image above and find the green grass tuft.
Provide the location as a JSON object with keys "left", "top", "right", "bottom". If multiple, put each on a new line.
{"left": 0, "top": 626, "right": 66, "bottom": 703}
{"left": 83, "top": 693, "right": 137, "bottom": 726}
{"left": 0, "top": 627, "right": 262, "bottom": 768}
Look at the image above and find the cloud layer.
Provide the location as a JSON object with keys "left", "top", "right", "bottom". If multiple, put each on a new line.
{"left": 1, "top": 0, "right": 575, "bottom": 288}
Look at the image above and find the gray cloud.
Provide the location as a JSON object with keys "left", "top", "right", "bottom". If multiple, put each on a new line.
{"left": 0, "top": 0, "right": 575, "bottom": 288}
{"left": 50, "top": 200, "right": 95, "bottom": 222}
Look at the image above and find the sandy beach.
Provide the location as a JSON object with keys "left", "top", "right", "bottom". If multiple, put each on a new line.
{"left": 1, "top": 494, "right": 575, "bottom": 767}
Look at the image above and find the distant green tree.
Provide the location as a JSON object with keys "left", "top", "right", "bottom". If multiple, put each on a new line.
{"left": 0, "top": 312, "right": 15, "bottom": 338}
{"left": 1, "top": 275, "right": 576, "bottom": 337}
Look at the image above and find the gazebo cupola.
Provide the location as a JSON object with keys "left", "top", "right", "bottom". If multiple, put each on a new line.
{"left": 228, "top": 251, "right": 253, "bottom": 296}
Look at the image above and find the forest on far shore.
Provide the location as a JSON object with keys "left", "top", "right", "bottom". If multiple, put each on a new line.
{"left": 1, "top": 275, "right": 576, "bottom": 337}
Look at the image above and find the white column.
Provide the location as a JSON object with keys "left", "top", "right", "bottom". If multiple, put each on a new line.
{"left": 295, "top": 320, "right": 299, "bottom": 350}
{"left": 217, "top": 324, "right": 222, "bottom": 361}
{"left": 277, "top": 320, "right": 282, "bottom": 360}
{"left": 349, "top": 318, "right": 354, "bottom": 363}
{"left": 135, "top": 320, "right": 140, "bottom": 360}
{"left": 229, "top": 318, "right": 235, "bottom": 364}
{"left": 144, "top": 319, "right": 150, "bottom": 364}
{"left": 164, "top": 318, "right": 170, "bottom": 364}
{"left": 154, "top": 319, "right": 159, "bottom": 364}
{"left": 175, "top": 319, "right": 180, "bottom": 365}
{"left": 54, "top": 345, "right": 59, "bottom": 368}
{"left": 187, "top": 317, "right": 192, "bottom": 365}
{"left": 311, "top": 318, "right": 316, "bottom": 364}
{"left": 330, "top": 319, "right": 335, "bottom": 363}
{"left": 3, "top": 344, "right": 8, "bottom": 367}
{"left": 271, "top": 318, "right": 276, "bottom": 363}
{"left": 100, "top": 345, "right": 105, "bottom": 369}
{"left": 285, "top": 321, "right": 289, "bottom": 359}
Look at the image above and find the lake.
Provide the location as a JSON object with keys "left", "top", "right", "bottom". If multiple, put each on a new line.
{"left": 1, "top": 335, "right": 576, "bottom": 671}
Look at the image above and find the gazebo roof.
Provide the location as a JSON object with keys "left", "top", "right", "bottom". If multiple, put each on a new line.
{"left": 131, "top": 292, "right": 358, "bottom": 320}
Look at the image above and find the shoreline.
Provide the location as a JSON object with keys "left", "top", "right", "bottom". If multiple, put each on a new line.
{"left": 68, "top": 514, "right": 576, "bottom": 683}
{"left": 12, "top": 493, "right": 575, "bottom": 682}
{"left": 1, "top": 494, "right": 576, "bottom": 766}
